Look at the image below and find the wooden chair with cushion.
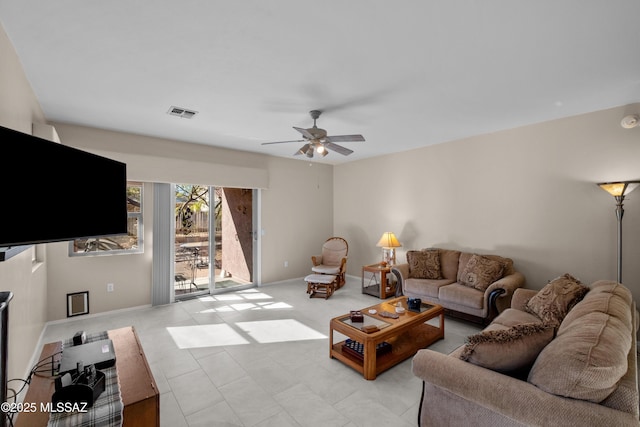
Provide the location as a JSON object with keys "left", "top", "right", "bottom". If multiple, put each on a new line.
{"left": 311, "top": 237, "right": 348, "bottom": 288}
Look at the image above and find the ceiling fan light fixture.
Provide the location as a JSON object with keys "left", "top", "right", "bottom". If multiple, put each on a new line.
{"left": 261, "top": 109, "right": 365, "bottom": 159}
{"left": 305, "top": 146, "right": 314, "bottom": 158}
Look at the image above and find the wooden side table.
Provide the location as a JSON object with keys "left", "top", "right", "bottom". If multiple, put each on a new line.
{"left": 15, "top": 326, "right": 159, "bottom": 427}
{"left": 362, "top": 264, "right": 396, "bottom": 299}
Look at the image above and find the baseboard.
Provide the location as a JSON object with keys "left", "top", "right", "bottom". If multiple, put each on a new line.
{"left": 45, "top": 303, "right": 152, "bottom": 326}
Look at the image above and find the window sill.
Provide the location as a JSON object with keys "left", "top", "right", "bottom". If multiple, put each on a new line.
{"left": 0, "top": 245, "right": 32, "bottom": 262}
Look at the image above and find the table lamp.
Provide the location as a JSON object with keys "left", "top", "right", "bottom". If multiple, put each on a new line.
{"left": 376, "top": 232, "right": 402, "bottom": 266}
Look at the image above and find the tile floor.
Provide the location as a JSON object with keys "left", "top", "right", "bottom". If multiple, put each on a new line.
{"left": 39, "top": 276, "right": 482, "bottom": 427}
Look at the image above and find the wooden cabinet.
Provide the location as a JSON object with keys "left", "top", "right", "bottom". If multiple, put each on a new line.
{"left": 15, "top": 326, "right": 159, "bottom": 427}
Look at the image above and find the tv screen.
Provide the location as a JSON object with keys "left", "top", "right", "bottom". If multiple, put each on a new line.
{"left": 0, "top": 125, "right": 127, "bottom": 247}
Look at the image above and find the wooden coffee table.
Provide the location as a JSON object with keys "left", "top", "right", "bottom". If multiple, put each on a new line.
{"left": 329, "top": 296, "right": 444, "bottom": 380}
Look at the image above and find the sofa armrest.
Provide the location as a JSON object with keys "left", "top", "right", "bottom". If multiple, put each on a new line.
{"left": 485, "top": 271, "right": 526, "bottom": 315}
{"left": 511, "top": 288, "right": 538, "bottom": 311}
{"left": 391, "top": 264, "right": 409, "bottom": 296}
{"left": 412, "top": 349, "right": 639, "bottom": 426}
{"left": 485, "top": 271, "right": 525, "bottom": 296}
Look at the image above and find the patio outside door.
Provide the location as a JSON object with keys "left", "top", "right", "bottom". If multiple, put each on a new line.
{"left": 174, "top": 184, "right": 211, "bottom": 298}
{"left": 174, "top": 185, "right": 255, "bottom": 299}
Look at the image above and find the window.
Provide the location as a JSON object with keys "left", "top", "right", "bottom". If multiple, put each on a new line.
{"left": 70, "top": 182, "right": 143, "bottom": 256}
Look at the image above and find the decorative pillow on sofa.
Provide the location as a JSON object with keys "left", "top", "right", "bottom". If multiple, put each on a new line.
{"left": 525, "top": 273, "right": 589, "bottom": 327}
{"left": 459, "top": 323, "right": 554, "bottom": 374}
{"left": 458, "top": 254, "right": 504, "bottom": 291}
{"left": 407, "top": 250, "right": 442, "bottom": 279}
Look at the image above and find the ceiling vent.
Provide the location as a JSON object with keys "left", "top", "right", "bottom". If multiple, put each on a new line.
{"left": 167, "top": 106, "right": 198, "bottom": 119}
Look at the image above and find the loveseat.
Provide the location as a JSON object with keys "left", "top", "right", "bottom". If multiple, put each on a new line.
{"left": 412, "top": 276, "right": 639, "bottom": 426}
{"left": 392, "top": 248, "right": 525, "bottom": 324}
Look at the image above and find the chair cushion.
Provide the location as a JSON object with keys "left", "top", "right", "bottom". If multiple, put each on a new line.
{"left": 321, "top": 238, "right": 347, "bottom": 266}
{"left": 407, "top": 249, "right": 442, "bottom": 279}
{"left": 458, "top": 254, "right": 504, "bottom": 291}
{"left": 312, "top": 265, "right": 340, "bottom": 275}
{"left": 304, "top": 274, "right": 337, "bottom": 284}
{"left": 525, "top": 273, "right": 588, "bottom": 327}
{"left": 460, "top": 323, "right": 554, "bottom": 374}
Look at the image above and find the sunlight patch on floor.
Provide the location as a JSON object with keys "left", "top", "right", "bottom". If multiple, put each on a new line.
{"left": 257, "top": 302, "right": 291, "bottom": 309}
{"left": 235, "top": 319, "right": 327, "bottom": 343}
{"left": 239, "top": 292, "right": 272, "bottom": 300}
{"left": 212, "top": 294, "right": 245, "bottom": 301}
{"left": 167, "top": 324, "right": 250, "bottom": 348}
{"left": 196, "top": 289, "right": 291, "bottom": 313}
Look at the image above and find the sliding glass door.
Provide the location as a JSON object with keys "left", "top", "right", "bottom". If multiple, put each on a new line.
{"left": 174, "top": 185, "right": 211, "bottom": 298}
{"left": 173, "top": 185, "right": 256, "bottom": 299}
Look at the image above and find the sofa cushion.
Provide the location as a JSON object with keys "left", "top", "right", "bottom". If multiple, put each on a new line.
{"left": 491, "top": 307, "right": 544, "bottom": 329}
{"left": 438, "top": 283, "right": 484, "bottom": 309}
{"left": 525, "top": 273, "right": 588, "bottom": 327}
{"left": 458, "top": 254, "right": 504, "bottom": 291}
{"left": 405, "top": 278, "right": 454, "bottom": 299}
{"left": 459, "top": 323, "right": 554, "bottom": 373}
{"left": 437, "top": 249, "right": 461, "bottom": 281}
{"left": 528, "top": 281, "right": 633, "bottom": 403}
{"left": 407, "top": 250, "right": 442, "bottom": 279}
{"left": 559, "top": 280, "right": 632, "bottom": 333}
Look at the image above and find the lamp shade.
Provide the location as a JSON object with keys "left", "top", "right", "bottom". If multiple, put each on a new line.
{"left": 376, "top": 232, "right": 401, "bottom": 248}
{"left": 598, "top": 181, "right": 640, "bottom": 197}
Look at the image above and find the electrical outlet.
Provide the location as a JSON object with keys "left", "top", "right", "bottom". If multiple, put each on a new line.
{"left": 107, "top": 283, "right": 114, "bottom": 292}
{"left": 284, "top": 261, "right": 288, "bottom": 268}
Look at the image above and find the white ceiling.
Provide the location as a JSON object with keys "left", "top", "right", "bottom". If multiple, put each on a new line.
{"left": 1, "top": 1, "right": 639, "bottom": 165}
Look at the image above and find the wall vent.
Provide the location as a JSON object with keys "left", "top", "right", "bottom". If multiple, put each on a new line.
{"left": 167, "top": 106, "right": 198, "bottom": 119}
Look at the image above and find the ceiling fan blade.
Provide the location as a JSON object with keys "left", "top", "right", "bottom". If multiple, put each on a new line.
{"left": 262, "top": 139, "right": 306, "bottom": 145}
{"left": 294, "top": 143, "right": 311, "bottom": 156}
{"left": 293, "top": 126, "right": 315, "bottom": 140}
{"left": 325, "top": 134, "right": 365, "bottom": 143}
{"left": 324, "top": 142, "right": 354, "bottom": 156}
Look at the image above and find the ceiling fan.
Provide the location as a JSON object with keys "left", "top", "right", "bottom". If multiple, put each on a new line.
{"left": 262, "top": 110, "right": 365, "bottom": 158}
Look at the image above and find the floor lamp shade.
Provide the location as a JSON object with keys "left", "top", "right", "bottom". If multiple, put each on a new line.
{"left": 597, "top": 180, "right": 640, "bottom": 283}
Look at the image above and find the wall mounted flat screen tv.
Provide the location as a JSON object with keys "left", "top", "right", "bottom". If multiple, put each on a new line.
{"left": 0, "top": 125, "right": 127, "bottom": 247}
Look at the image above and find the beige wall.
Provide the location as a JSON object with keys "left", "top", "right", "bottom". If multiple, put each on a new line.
{"left": 43, "top": 124, "right": 333, "bottom": 320}
{"left": 335, "top": 104, "right": 640, "bottom": 304}
{"left": 0, "top": 24, "right": 50, "bottom": 383}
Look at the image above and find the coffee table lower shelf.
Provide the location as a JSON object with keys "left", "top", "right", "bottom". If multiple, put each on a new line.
{"left": 330, "top": 323, "right": 443, "bottom": 379}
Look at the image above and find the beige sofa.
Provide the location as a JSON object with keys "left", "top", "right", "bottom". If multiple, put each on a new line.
{"left": 392, "top": 248, "right": 525, "bottom": 324}
{"left": 412, "top": 278, "right": 639, "bottom": 426}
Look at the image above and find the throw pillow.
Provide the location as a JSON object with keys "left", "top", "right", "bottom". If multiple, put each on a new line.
{"left": 459, "top": 323, "right": 554, "bottom": 373}
{"left": 525, "top": 273, "right": 589, "bottom": 327}
{"left": 407, "top": 250, "right": 442, "bottom": 279}
{"left": 458, "top": 254, "right": 504, "bottom": 291}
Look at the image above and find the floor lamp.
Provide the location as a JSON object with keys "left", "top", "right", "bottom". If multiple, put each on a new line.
{"left": 597, "top": 181, "right": 640, "bottom": 283}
